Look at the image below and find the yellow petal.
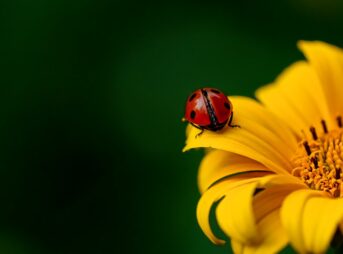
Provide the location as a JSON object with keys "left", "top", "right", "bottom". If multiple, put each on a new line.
{"left": 252, "top": 210, "right": 288, "bottom": 254}
{"left": 184, "top": 97, "right": 296, "bottom": 174}
{"left": 184, "top": 127, "right": 289, "bottom": 175}
{"left": 256, "top": 61, "right": 333, "bottom": 136}
{"left": 216, "top": 182, "right": 260, "bottom": 244}
{"left": 231, "top": 211, "right": 289, "bottom": 254}
{"left": 230, "top": 97, "right": 298, "bottom": 156}
{"left": 257, "top": 174, "right": 306, "bottom": 187}
{"left": 196, "top": 177, "right": 262, "bottom": 245}
{"left": 198, "top": 149, "right": 272, "bottom": 193}
{"left": 239, "top": 210, "right": 289, "bottom": 254}
{"left": 303, "top": 196, "right": 343, "bottom": 253}
{"left": 280, "top": 189, "right": 329, "bottom": 254}
{"left": 253, "top": 182, "right": 306, "bottom": 223}
{"left": 299, "top": 40, "right": 343, "bottom": 125}
{"left": 215, "top": 175, "right": 305, "bottom": 245}
{"left": 231, "top": 239, "right": 244, "bottom": 254}
{"left": 247, "top": 182, "right": 306, "bottom": 254}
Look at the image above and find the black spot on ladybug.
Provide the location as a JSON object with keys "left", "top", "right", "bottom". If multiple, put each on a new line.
{"left": 224, "top": 102, "right": 231, "bottom": 110}
{"left": 210, "top": 89, "right": 220, "bottom": 94}
{"left": 189, "top": 93, "right": 197, "bottom": 102}
{"left": 190, "top": 110, "right": 196, "bottom": 119}
{"left": 203, "top": 90, "right": 208, "bottom": 96}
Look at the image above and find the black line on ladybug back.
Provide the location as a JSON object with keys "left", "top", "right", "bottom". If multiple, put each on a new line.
{"left": 201, "top": 89, "right": 218, "bottom": 128}
{"left": 189, "top": 93, "right": 197, "bottom": 102}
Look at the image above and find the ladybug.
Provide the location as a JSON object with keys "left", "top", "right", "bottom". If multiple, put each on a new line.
{"left": 183, "top": 87, "right": 238, "bottom": 136}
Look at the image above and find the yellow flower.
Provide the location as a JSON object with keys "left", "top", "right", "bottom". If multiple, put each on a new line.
{"left": 183, "top": 41, "right": 343, "bottom": 254}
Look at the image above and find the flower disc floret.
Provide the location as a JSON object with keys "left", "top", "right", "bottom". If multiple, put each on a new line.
{"left": 292, "top": 117, "right": 343, "bottom": 197}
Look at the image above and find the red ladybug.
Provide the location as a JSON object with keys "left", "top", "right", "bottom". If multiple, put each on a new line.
{"left": 184, "top": 88, "right": 238, "bottom": 135}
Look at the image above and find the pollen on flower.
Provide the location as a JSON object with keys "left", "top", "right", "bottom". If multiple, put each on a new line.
{"left": 292, "top": 117, "right": 343, "bottom": 198}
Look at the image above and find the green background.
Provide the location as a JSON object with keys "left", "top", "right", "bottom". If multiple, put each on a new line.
{"left": 1, "top": 1, "right": 343, "bottom": 253}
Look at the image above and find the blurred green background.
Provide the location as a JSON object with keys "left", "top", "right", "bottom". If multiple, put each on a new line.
{"left": 1, "top": 1, "right": 343, "bottom": 253}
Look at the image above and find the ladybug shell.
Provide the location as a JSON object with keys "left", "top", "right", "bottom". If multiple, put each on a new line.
{"left": 184, "top": 88, "right": 233, "bottom": 130}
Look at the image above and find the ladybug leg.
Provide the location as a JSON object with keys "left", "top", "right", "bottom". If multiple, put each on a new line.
{"left": 228, "top": 112, "right": 240, "bottom": 128}
{"left": 195, "top": 128, "right": 204, "bottom": 138}
{"left": 190, "top": 123, "right": 205, "bottom": 138}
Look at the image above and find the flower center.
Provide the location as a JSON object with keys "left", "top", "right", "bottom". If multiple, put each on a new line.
{"left": 292, "top": 117, "right": 343, "bottom": 198}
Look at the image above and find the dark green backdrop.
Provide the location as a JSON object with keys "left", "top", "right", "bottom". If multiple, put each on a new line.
{"left": 1, "top": 1, "right": 343, "bottom": 253}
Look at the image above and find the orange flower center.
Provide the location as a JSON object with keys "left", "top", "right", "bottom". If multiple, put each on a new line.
{"left": 292, "top": 117, "right": 343, "bottom": 198}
